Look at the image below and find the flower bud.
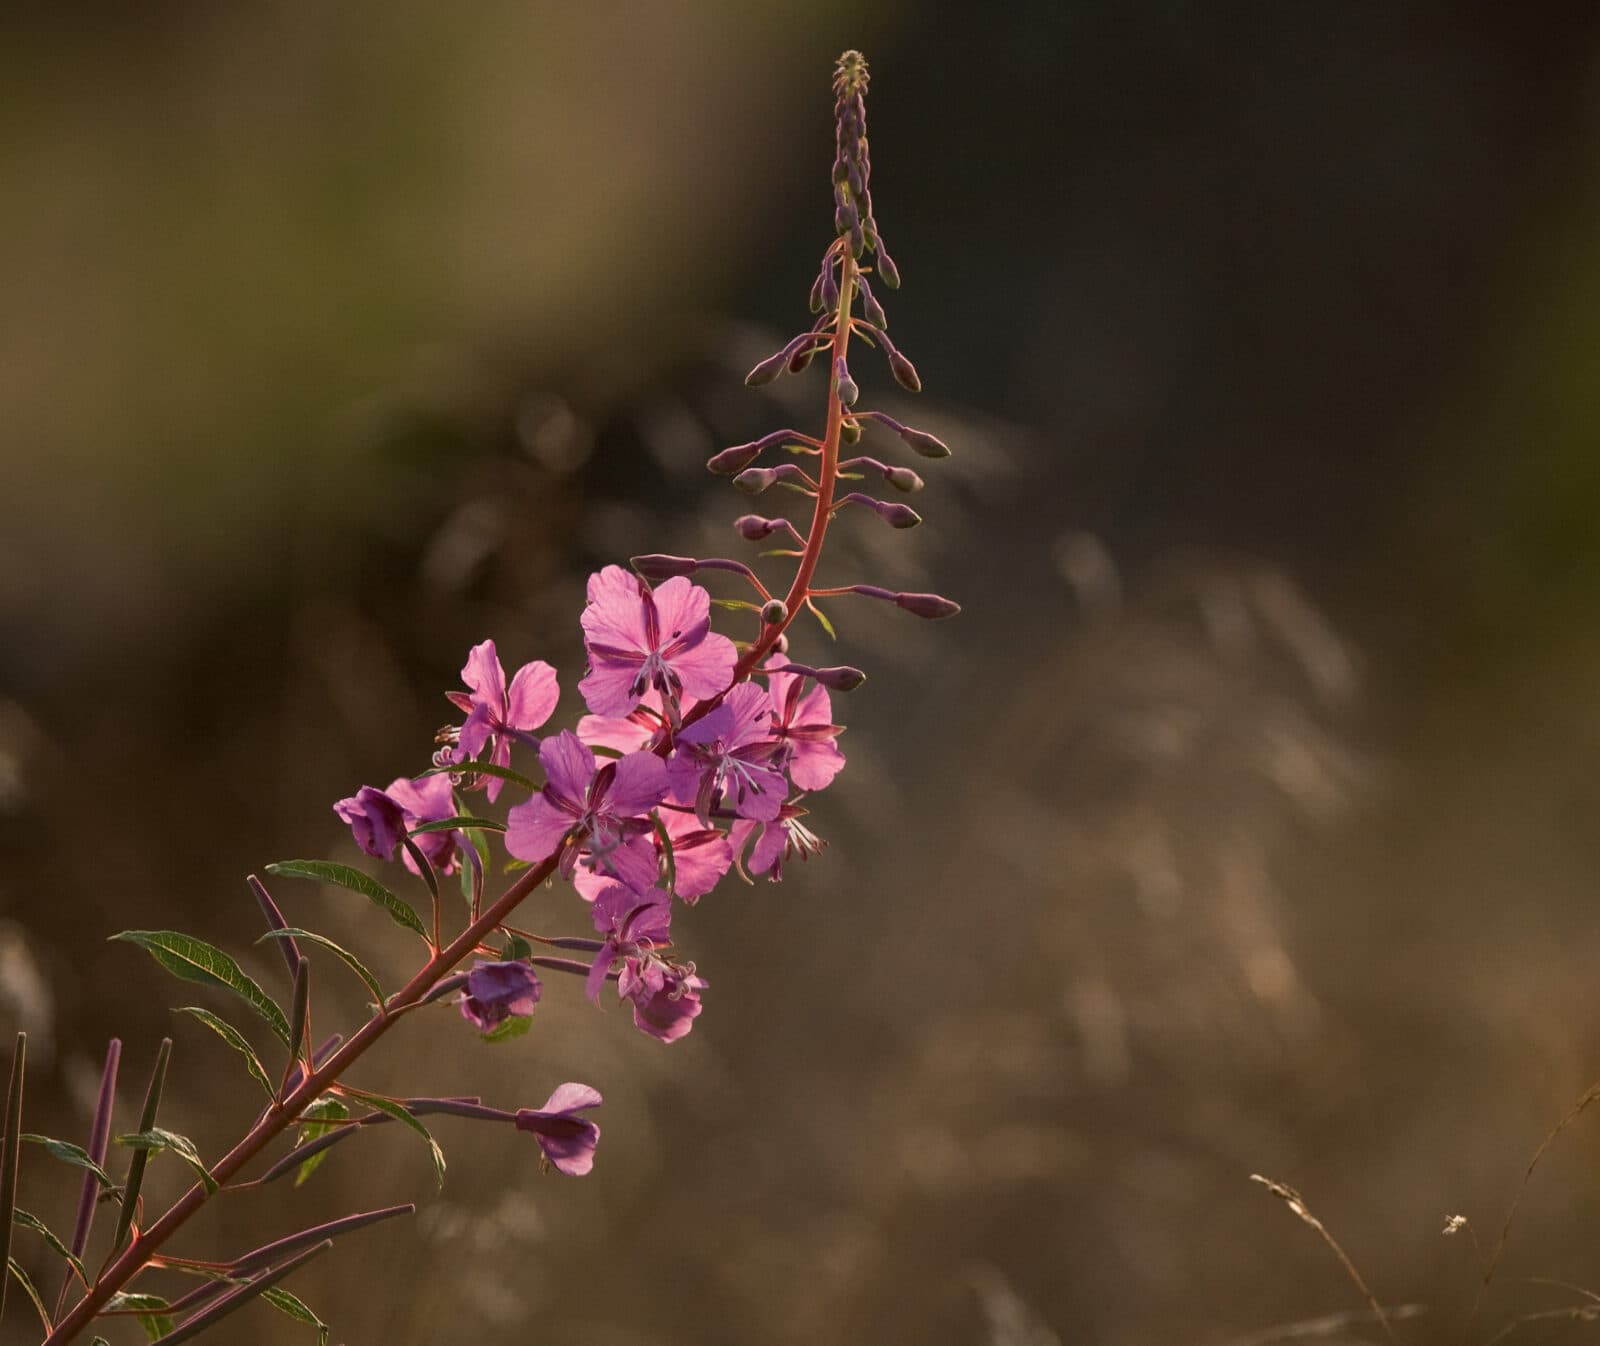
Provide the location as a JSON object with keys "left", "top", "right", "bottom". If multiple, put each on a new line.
{"left": 834, "top": 202, "right": 858, "bottom": 239}
{"left": 821, "top": 265, "right": 840, "bottom": 309}
{"left": 894, "top": 591, "right": 960, "bottom": 619}
{"left": 835, "top": 357, "right": 859, "bottom": 406}
{"left": 899, "top": 426, "right": 950, "bottom": 458}
{"left": 840, "top": 416, "right": 862, "bottom": 444}
{"left": 876, "top": 245, "right": 901, "bottom": 289}
{"left": 847, "top": 160, "right": 865, "bottom": 198}
{"left": 878, "top": 501, "right": 921, "bottom": 529}
{"left": 734, "top": 467, "right": 778, "bottom": 494}
{"left": 859, "top": 276, "right": 888, "bottom": 330}
{"left": 746, "top": 334, "right": 815, "bottom": 387}
{"left": 849, "top": 218, "right": 865, "bottom": 258}
{"left": 734, "top": 514, "right": 781, "bottom": 540}
{"left": 761, "top": 599, "right": 789, "bottom": 625}
{"left": 885, "top": 466, "right": 924, "bottom": 492}
{"left": 888, "top": 350, "right": 921, "bottom": 393}
{"left": 772, "top": 662, "right": 866, "bottom": 691}
{"left": 788, "top": 341, "right": 817, "bottom": 375}
{"left": 808, "top": 269, "right": 825, "bottom": 314}
{"left": 708, "top": 442, "right": 763, "bottom": 474}
{"left": 630, "top": 554, "right": 699, "bottom": 580}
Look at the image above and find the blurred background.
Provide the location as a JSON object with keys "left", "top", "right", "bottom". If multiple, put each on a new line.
{"left": 4, "top": 2, "right": 1600, "bottom": 1342}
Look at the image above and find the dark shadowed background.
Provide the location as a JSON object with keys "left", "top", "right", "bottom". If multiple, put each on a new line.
{"left": 5, "top": 3, "right": 1600, "bottom": 1343}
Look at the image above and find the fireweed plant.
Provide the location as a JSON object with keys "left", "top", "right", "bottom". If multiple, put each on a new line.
{"left": 0, "top": 52, "right": 957, "bottom": 1345}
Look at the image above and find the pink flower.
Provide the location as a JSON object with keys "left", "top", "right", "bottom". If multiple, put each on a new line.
{"left": 334, "top": 773, "right": 462, "bottom": 875}
{"left": 577, "top": 566, "right": 736, "bottom": 717}
{"left": 572, "top": 806, "right": 731, "bottom": 904}
{"left": 584, "top": 883, "right": 704, "bottom": 1042}
{"left": 444, "top": 640, "right": 559, "bottom": 801}
{"left": 764, "top": 664, "right": 846, "bottom": 791}
{"left": 460, "top": 961, "right": 542, "bottom": 1033}
{"left": 667, "top": 683, "right": 788, "bottom": 825}
{"left": 731, "top": 803, "right": 826, "bottom": 882}
{"left": 505, "top": 731, "right": 668, "bottom": 892}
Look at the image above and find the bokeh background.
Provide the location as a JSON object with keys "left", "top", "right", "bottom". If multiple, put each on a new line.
{"left": 5, "top": 3, "right": 1600, "bottom": 1342}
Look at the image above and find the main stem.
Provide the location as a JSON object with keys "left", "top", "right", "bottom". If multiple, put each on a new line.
{"left": 44, "top": 852, "right": 559, "bottom": 1345}
{"left": 48, "top": 251, "right": 859, "bottom": 1346}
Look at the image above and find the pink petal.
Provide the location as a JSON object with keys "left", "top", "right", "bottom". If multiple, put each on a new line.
{"left": 578, "top": 660, "right": 646, "bottom": 718}
{"left": 667, "top": 630, "right": 738, "bottom": 701}
{"left": 605, "top": 751, "right": 669, "bottom": 818}
{"left": 460, "top": 640, "right": 507, "bottom": 708}
{"left": 505, "top": 794, "right": 576, "bottom": 864}
{"left": 580, "top": 565, "right": 652, "bottom": 655}
{"left": 505, "top": 660, "right": 560, "bottom": 732}
{"left": 538, "top": 731, "right": 595, "bottom": 807}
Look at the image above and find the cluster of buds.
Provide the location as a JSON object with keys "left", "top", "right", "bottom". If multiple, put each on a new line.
{"left": 3, "top": 51, "right": 957, "bottom": 1346}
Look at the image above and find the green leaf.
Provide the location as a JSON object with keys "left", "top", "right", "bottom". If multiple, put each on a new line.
{"left": 480, "top": 1015, "right": 533, "bottom": 1045}
{"left": 461, "top": 823, "right": 490, "bottom": 906}
{"left": 293, "top": 1096, "right": 349, "bottom": 1188}
{"left": 806, "top": 597, "right": 837, "bottom": 640}
{"left": 174, "top": 1008, "right": 273, "bottom": 1098}
{"left": 7, "top": 1257, "right": 50, "bottom": 1331}
{"left": 110, "top": 932, "right": 291, "bottom": 1046}
{"left": 114, "top": 1128, "right": 218, "bottom": 1194}
{"left": 105, "top": 1291, "right": 174, "bottom": 1341}
{"left": 336, "top": 1087, "right": 445, "bottom": 1189}
{"left": 0, "top": 1033, "right": 24, "bottom": 1325}
{"left": 711, "top": 598, "right": 762, "bottom": 613}
{"left": 21, "top": 1135, "right": 117, "bottom": 1190}
{"left": 259, "top": 929, "right": 385, "bottom": 1006}
{"left": 261, "top": 1286, "right": 330, "bottom": 1344}
{"left": 500, "top": 933, "right": 534, "bottom": 961}
{"left": 407, "top": 815, "right": 506, "bottom": 836}
{"left": 12, "top": 1208, "right": 87, "bottom": 1285}
{"left": 264, "top": 861, "right": 428, "bottom": 941}
{"left": 421, "top": 760, "right": 536, "bottom": 792}
{"left": 111, "top": 1038, "right": 171, "bottom": 1255}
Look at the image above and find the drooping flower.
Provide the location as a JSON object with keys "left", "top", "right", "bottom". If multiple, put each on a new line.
{"left": 577, "top": 565, "right": 737, "bottom": 717}
{"left": 443, "top": 640, "right": 559, "bottom": 801}
{"left": 764, "top": 663, "right": 846, "bottom": 791}
{"left": 505, "top": 731, "right": 668, "bottom": 892}
{"left": 583, "top": 882, "right": 704, "bottom": 1041}
{"left": 514, "top": 1083, "right": 602, "bottom": 1176}
{"left": 332, "top": 786, "right": 407, "bottom": 861}
{"left": 459, "top": 960, "right": 543, "bottom": 1033}
{"left": 334, "top": 773, "right": 462, "bottom": 875}
{"left": 667, "top": 683, "right": 788, "bottom": 825}
{"left": 730, "top": 803, "right": 826, "bottom": 882}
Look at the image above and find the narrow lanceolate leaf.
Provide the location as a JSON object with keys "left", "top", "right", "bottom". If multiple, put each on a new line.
{"left": 260, "top": 1287, "right": 329, "bottom": 1345}
{"left": 652, "top": 813, "right": 677, "bottom": 896}
{"left": 0, "top": 1033, "right": 24, "bottom": 1324}
{"left": 288, "top": 961, "right": 311, "bottom": 1071}
{"left": 421, "top": 760, "right": 536, "bottom": 792}
{"left": 400, "top": 839, "right": 441, "bottom": 913}
{"left": 175, "top": 1008, "right": 272, "bottom": 1098}
{"left": 105, "top": 1291, "right": 174, "bottom": 1341}
{"left": 7, "top": 1258, "right": 50, "bottom": 1331}
{"left": 112, "top": 1039, "right": 172, "bottom": 1255}
{"left": 148, "top": 1239, "right": 331, "bottom": 1346}
{"left": 407, "top": 815, "right": 505, "bottom": 836}
{"left": 12, "top": 1210, "right": 86, "bottom": 1286}
{"left": 63, "top": 1036, "right": 119, "bottom": 1320}
{"left": 20, "top": 1135, "right": 116, "bottom": 1190}
{"left": 259, "top": 930, "right": 384, "bottom": 1006}
{"left": 806, "top": 597, "right": 838, "bottom": 640}
{"left": 336, "top": 1088, "right": 446, "bottom": 1189}
{"left": 110, "top": 932, "right": 291, "bottom": 1046}
{"left": 265, "top": 862, "right": 427, "bottom": 940}
{"left": 114, "top": 1129, "right": 218, "bottom": 1194}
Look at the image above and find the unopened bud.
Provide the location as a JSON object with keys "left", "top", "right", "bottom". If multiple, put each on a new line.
{"left": 746, "top": 334, "right": 815, "bottom": 388}
{"left": 734, "top": 467, "right": 778, "bottom": 494}
{"left": 899, "top": 426, "right": 950, "bottom": 459}
{"left": 889, "top": 352, "right": 921, "bottom": 393}
{"left": 734, "top": 514, "right": 781, "bottom": 540}
{"left": 835, "top": 357, "right": 859, "bottom": 406}
{"left": 812, "top": 664, "right": 866, "bottom": 690}
{"left": 894, "top": 591, "right": 960, "bottom": 619}
{"left": 821, "top": 265, "right": 840, "bottom": 309}
{"left": 876, "top": 245, "right": 901, "bottom": 289}
{"left": 631, "top": 554, "right": 699, "bottom": 580}
{"left": 788, "top": 341, "right": 817, "bottom": 374}
{"left": 878, "top": 501, "right": 922, "bottom": 529}
{"left": 885, "top": 466, "right": 924, "bottom": 492}
{"left": 840, "top": 417, "right": 862, "bottom": 444}
{"left": 849, "top": 218, "right": 865, "bottom": 258}
{"left": 761, "top": 599, "right": 789, "bottom": 625}
{"left": 808, "top": 269, "right": 825, "bottom": 314}
{"left": 859, "top": 276, "right": 888, "bottom": 330}
{"left": 708, "top": 442, "right": 763, "bottom": 474}
{"left": 834, "top": 202, "right": 858, "bottom": 239}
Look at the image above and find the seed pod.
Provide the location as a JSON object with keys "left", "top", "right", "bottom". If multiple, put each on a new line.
{"left": 894, "top": 591, "right": 961, "bottom": 619}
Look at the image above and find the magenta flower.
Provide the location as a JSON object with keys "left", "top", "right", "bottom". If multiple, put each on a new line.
{"left": 460, "top": 960, "right": 542, "bottom": 1033}
{"left": 584, "top": 882, "right": 673, "bottom": 1002}
{"left": 334, "top": 773, "right": 462, "bottom": 875}
{"left": 730, "top": 803, "right": 826, "bottom": 882}
{"left": 573, "top": 806, "right": 730, "bottom": 904}
{"left": 514, "top": 1083, "right": 603, "bottom": 1176}
{"left": 332, "top": 786, "right": 407, "bottom": 861}
{"left": 577, "top": 565, "right": 736, "bottom": 717}
{"left": 619, "top": 958, "right": 706, "bottom": 1044}
{"left": 765, "top": 663, "right": 846, "bottom": 791}
{"left": 505, "top": 731, "right": 668, "bottom": 892}
{"left": 667, "top": 683, "right": 788, "bottom": 825}
{"left": 444, "top": 640, "right": 559, "bottom": 801}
